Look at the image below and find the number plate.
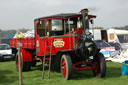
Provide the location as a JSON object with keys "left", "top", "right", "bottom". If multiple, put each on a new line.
{"left": 4, "top": 56, "right": 11, "bottom": 58}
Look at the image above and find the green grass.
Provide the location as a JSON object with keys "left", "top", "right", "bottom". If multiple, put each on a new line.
{"left": 0, "top": 61, "right": 128, "bottom": 85}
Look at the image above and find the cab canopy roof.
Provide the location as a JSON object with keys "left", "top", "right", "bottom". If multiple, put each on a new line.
{"left": 35, "top": 13, "right": 96, "bottom": 20}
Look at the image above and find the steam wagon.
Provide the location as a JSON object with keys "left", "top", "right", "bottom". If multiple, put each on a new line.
{"left": 10, "top": 8, "right": 106, "bottom": 80}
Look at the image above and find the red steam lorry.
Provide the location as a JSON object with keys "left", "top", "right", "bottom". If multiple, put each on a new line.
{"left": 10, "top": 8, "right": 106, "bottom": 80}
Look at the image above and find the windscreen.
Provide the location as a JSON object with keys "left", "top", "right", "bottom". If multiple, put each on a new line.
{"left": 0, "top": 45, "right": 10, "bottom": 50}
{"left": 51, "top": 19, "right": 62, "bottom": 31}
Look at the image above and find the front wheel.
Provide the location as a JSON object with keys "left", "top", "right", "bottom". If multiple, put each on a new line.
{"left": 60, "top": 54, "right": 72, "bottom": 80}
{"left": 92, "top": 53, "right": 106, "bottom": 78}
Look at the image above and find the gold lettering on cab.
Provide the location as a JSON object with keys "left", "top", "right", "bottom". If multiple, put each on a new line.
{"left": 53, "top": 39, "right": 65, "bottom": 48}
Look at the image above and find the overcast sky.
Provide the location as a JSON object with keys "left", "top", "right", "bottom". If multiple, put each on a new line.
{"left": 0, "top": 0, "right": 128, "bottom": 30}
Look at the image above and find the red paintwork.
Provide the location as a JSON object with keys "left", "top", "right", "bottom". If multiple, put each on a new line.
{"left": 35, "top": 20, "right": 40, "bottom": 55}
{"left": 74, "top": 67, "right": 93, "bottom": 71}
{"left": 35, "top": 24, "right": 83, "bottom": 56}
{"left": 20, "top": 48, "right": 32, "bottom": 62}
{"left": 61, "top": 59, "right": 67, "bottom": 77}
{"left": 17, "top": 57, "right": 19, "bottom": 68}
{"left": 73, "top": 61, "right": 94, "bottom": 71}
{"left": 10, "top": 38, "right": 34, "bottom": 62}
{"left": 10, "top": 38, "right": 35, "bottom": 49}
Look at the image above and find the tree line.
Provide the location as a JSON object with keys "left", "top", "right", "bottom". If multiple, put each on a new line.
{"left": 113, "top": 25, "right": 128, "bottom": 30}
{"left": 0, "top": 28, "right": 29, "bottom": 38}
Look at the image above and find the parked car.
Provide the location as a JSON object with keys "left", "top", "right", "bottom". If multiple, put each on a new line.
{"left": 94, "top": 40, "right": 120, "bottom": 58}
{"left": 0, "top": 44, "right": 14, "bottom": 61}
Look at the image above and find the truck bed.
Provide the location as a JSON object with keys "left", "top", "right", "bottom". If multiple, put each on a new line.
{"left": 10, "top": 38, "right": 35, "bottom": 49}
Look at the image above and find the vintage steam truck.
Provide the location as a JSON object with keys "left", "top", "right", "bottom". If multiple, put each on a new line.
{"left": 10, "top": 8, "right": 106, "bottom": 80}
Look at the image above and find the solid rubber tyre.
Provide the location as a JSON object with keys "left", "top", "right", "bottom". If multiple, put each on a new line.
{"left": 93, "top": 53, "right": 106, "bottom": 78}
{"left": 60, "top": 54, "right": 72, "bottom": 80}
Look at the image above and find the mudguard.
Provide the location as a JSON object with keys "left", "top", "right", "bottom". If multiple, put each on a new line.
{"left": 21, "top": 48, "right": 32, "bottom": 62}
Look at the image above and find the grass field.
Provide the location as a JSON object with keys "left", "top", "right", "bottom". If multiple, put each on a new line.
{"left": 0, "top": 61, "right": 128, "bottom": 85}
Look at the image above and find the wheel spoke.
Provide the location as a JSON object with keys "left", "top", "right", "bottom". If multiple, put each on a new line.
{"left": 63, "top": 65, "right": 66, "bottom": 77}
{"left": 62, "top": 59, "right": 65, "bottom": 66}
{"left": 61, "top": 59, "right": 67, "bottom": 77}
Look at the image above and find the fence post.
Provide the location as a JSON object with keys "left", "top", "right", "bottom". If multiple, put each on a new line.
{"left": 18, "top": 42, "right": 23, "bottom": 85}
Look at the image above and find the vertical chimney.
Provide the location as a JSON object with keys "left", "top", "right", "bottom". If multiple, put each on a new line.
{"left": 80, "top": 8, "right": 89, "bottom": 35}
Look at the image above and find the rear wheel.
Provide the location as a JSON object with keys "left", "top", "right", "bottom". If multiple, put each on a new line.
{"left": 16, "top": 54, "right": 31, "bottom": 71}
{"left": 60, "top": 54, "right": 72, "bottom": 80}
{"left": 92, "top": 53, "right": 106, "bottom": 78}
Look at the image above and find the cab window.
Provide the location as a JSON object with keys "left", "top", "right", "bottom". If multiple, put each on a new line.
{"left": 37, "top": 20, "right": 50, "bottom": 37}
{"left": 51, "top": 19, "right": 63, "bottom": 31}
{"left": 37, "top": 21, "right": 45, "bottom": 37}
{"left": 50, "top": 19, "right": 64, "bottom": 36}
{"left": 64, "top": 17, "right": 79, "bottom": 33}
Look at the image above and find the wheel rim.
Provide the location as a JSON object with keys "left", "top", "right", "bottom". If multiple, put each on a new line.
{"left": 61, "top": 58, "right": 67, "bottom": 78}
